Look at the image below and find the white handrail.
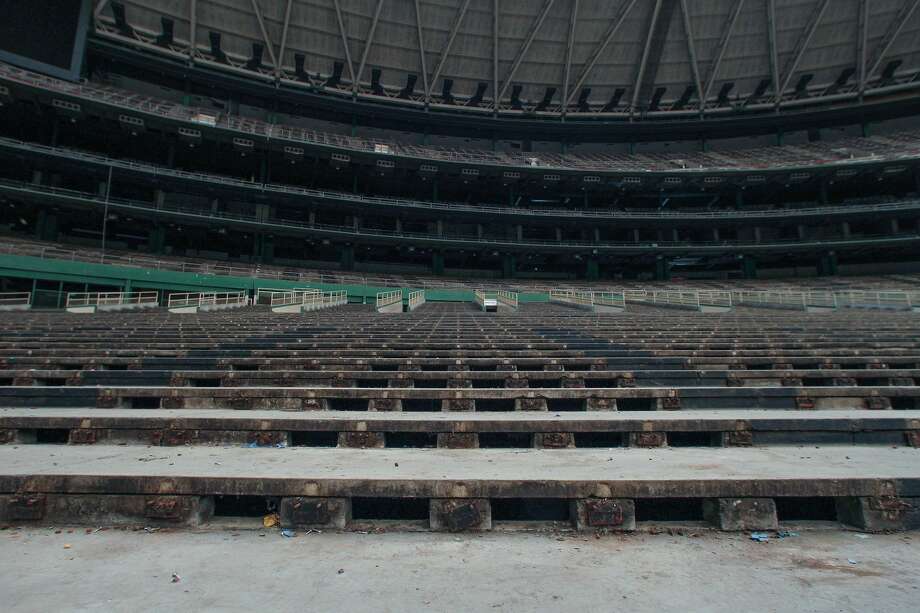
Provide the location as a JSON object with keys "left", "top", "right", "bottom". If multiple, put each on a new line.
{"left": 65, "top": 291, "right": 159, "bottom": 307}
{"left": 0, "top": 292, "right": 30, "bottom": 306}
{"left": 376, "top": 290, "right": 402, "bottom": 309}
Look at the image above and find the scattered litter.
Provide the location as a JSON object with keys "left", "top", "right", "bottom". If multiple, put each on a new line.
{"left": 848, "top": 559, "right": 858, "bottom": 565}
{"left": 63, "top": 543, "right": 72, "bottom": 549}
{"left": 853, "top": 533, "right": 870, "bottom": 539}
{"left": 144, "top": 527, "right": 159, "bottom": 533}
{"left": 777, "top": 531, "right": 799, "bottom": 538}
{"left": 337, "top": 569, "right": 345, "bottom": 575}
{"left": 750, "top": 532, "right": 770, "bottom": 542}
{"left": 304, "top": 529, "right": 322, "bottom": 535}
{"left": 262, "top": 513, "right": 280, "bottom": 528}
{"left": 280, "top": 529, "right": 295, "bottom": 538}
{"left": 171, "top": 573, "right": 181, "bottom": 583}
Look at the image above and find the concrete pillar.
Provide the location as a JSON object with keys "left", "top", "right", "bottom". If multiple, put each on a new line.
{"left": 555, "top": 227, "right": 562, "bottom": 242}
{"left": 353, "top": 216, "right": 361, "bottom": 231}
{"left": 516, "top": 225, "right": 523, "bottom": 241}
{"left": 735, "top": 190, "right": 744, "bottom": 208}
{"left": 632, "top": 229, "right": 640, "bottom": 243}
{"left": 430, "top": 499, "right": 492, "bottom": 532}
{"left": 671, "top": 228, "right": 679, "bottom": 242}
{"left": 308, "top": 211, "right": 316, "bottom": 227}
{"left": 395, "top": 217, "right": 402, "bottom": 233}
{"left": 594, "top": 228, "right": 601, "bottom": 243}
{"left": 841, "top": 221, "right": 851, "bottom": 238}
{"left": 155, "top": 190, "right": 165, "bottom": 209}
{"left": 712, "top": 228, "right": 720, "bottom": 241}
{"left": 797, "top": 224, "right": 807, "bottom": 240}
{"left": 31, "top": 170, "right": 43, "bottom": 185}
{"left": 476, "top": 224, "right": 483, "bottom": 239}
{"left": 97, "top": 181, "right": 108, "bottom": 197}
{"left": 753, "top": 227, "right": 762, "bottom": 243}
{"left": 890, "top": 218, "right": 900, "bottom": 234}
{"left": 35, "top": 210, "right": 58, "bottom": 241}
{"left": 572, "top": 499, "right": 636, "bottom": 531}
{"left": 280, "top": 497, "right": 350, "bottom": 530}
{"left": 703, "top": 498, "right": 778, "bottom": 531}
{"left": 836, "top": 496, "right": 920, "bottom": 531}
{"left": 437, "top": 220, "right": 444, "bottom": 237}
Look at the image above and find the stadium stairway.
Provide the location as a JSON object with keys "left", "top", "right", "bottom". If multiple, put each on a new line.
{"left": 0, "top": 303, "right": 918, "bottom": 533}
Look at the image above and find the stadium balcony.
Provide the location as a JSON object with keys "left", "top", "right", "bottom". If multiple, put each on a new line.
{"left": 3, "top": 60, "right": 920, "bottom": 185}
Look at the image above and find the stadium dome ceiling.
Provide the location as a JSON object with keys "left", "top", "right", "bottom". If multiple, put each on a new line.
{"left": 95, "top": 0, "right": 920, "bottom": 118}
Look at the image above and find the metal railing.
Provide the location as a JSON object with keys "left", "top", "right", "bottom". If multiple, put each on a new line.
{"left": 167, "top": 291, "right": 248, "bottom": 309}
{"left": 65, "top": 290, "right": 159, "bottom": 308}
{"left": 497, "top": 290, "right": 519, "bottom": 309}
{"left": 376, "top": 290, "right": 402, "bottom": 309}
{"left": 593, "top": 291, "right": 627, "bottom": 310}
{"left": 835, "top": 289, "right": 915, "bottom": 311}
{"left": 698, "top": 290, "right": 733, "bottom": 308}
{"left": 0, "top": 292, "right": 30, "bottom": 306}
{"left": 408, "top": 290, "right": 425, "bottom": 310}
{"left": 549, "top": 289, "right": 594, "bottom": 307}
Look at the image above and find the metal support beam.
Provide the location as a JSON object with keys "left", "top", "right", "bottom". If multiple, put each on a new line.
{"left": 493, "top": 0, "right": 500, "bottom": 112}
{"left": 355, "top": 0, "right": 386, "bottom": 92}
{"left": 333, "top": 0, "right": 356, "bottom": 85}
{"left": 94, "top": 0, "right": 110, "bottom": 20}
{"left": 414, "top": 0, "right": 429, "bottom": 99}
{"left": 703, "top": 0, "right": 746, "bottom": 103}
{"left": 277, "top": 0, "right": 294, "bottom": 78}
{"left": 867, "top": 0, "right": 920, "bottom": 80}
{"left": 766, "top": 0, "right": 778, "bottom": 104}
{"left": 630, "top": 0, "right": 664, "bottom": 112}
{"left": 857, "top": 0, "right": 869, "bottom": 93}
{"left": 429, "top": 0, "right": 472, "bottom": 98}
{"left": 561, "top": 0, "right": 579, "bottom": 117}
{"left": 250, "top": 0, "right": 279, "bottom": 70}
{"left": 566, "top": 0, "right": 639, "bottom": 105}
{"left": 497, "top": 0, "right": 556, "bottom": 103}
{"left": 679, "top": 0, "right": 703, "bottom": 109}
{"left": 189, "top": 0, "right": 197, "bottom": 60}
{"left": 778, "top": 0, "right": 831, "bottom": 96}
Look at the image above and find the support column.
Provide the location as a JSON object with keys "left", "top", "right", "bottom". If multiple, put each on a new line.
{"left": 797, "top": 224, "right": 807, "bottom": 240}
{"left": 395, "top": 217, "right": 402, "bottom": 233}
{"left": 742, "top": 255, "right": 757, "bottom": 279}
{"left": 753, "top": 227, "right": 762, "bottom": 243}
{"left": 890, "top": 218, "right": 900, "bottom": 234}
{"left": 155, "top": 190, "right": 165, "bottom": 209}
{"left": 841, "top": 222, "right": 851, "bottom": 238}
{"left": 476, "top": 224, "right": 483, "bottom": 239}
{"left": 339, "top": 245, "right": 355, "bottom": 271}
{"left": 432, "top": 251, "right": 445, "bottom": 275}
{"left": 712, "top": 228, "right": 720, "bottom": 241}
{"left": 148, "top": 226, "right": 166, "bottom": 254}
{"left": 308, "top": 211, "right": 316, "bottom": 227}
{"left": 817, "top": 251, "right": 838, "bottom": 277}
{"left": 555, "top": 227, "right": 562, "bottom": 242}
{"left": 654, "top": 256, "right": 671, "bottom": 281}
{"left": 632, "top": 229, "right": 640, "bottom": 243}
{"left": 586, "top": 258, "right": 600, "bottom": 281}
{"left": 819, "top": 180, "right": 829, "bottom": 205}
{"left": 35, "top": 210, "right": 58, "bottom": 241}
{"left": 502, "top": 254, "right": 516, "bottom": 279}
{"left": 516, "top": 225, "right": 523, "bottom": 241}
{"left": 437, "top": 220, "right": 444, "bottom": 237}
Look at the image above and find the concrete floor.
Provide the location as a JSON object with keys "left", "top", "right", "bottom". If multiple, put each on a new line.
{"left": 1, "top": 527, "right": 916, "bottom": 612}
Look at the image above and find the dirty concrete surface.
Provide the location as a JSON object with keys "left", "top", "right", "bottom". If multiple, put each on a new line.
{"left": 1, "top": 528, "right": 916, "bottom": 612}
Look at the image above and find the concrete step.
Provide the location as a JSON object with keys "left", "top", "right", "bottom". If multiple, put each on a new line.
{"left": 0, "top": 445, "right": 917, "bottom": 531}
{"left": 1, "top": 408, "right": 918, "bottom": 448}
{"left": 0, "top": 385, "right": 917, "bottom": 411}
